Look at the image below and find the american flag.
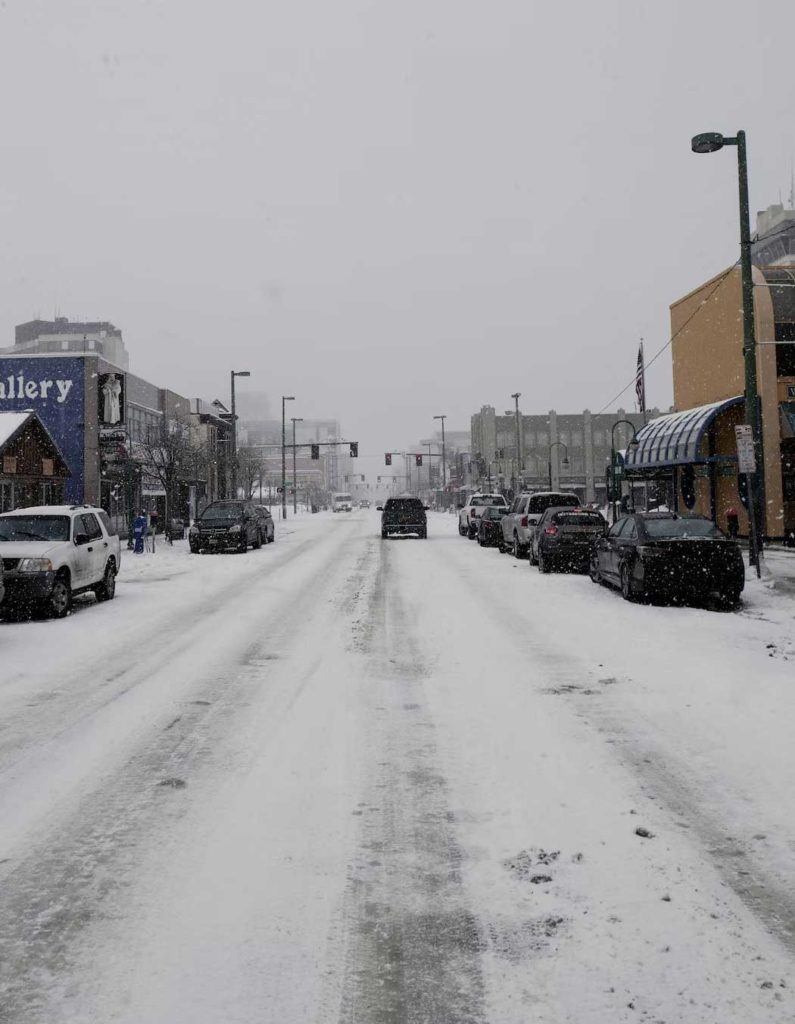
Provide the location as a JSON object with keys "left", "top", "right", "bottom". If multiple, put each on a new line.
{"left": 635, "top": 340, "right": 646, "bottom": 415}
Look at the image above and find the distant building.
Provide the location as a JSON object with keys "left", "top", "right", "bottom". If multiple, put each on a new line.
{"left": 4, "top": 318, "right": 129, "bottom": 371}
{"left": 470, "top": 405, "right": 656, "bottom": 503}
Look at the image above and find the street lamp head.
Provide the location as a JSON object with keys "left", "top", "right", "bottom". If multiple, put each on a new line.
{"left": 283, "top": 395, "right": 295, "bottom": 401}
{"left": 561, "top": 456, "right": 570, "bottom": 469}
{"left": 233, "top": 370, "right": 251, "bottom": 377}
{"left": 691, "top": 132, "right": 725, "bottom": 154}
{"left": 628, "top": 436, "right": 640, "bottom": 450}
{"left": 511, "top": 392, "right": 521, "bottom": 400}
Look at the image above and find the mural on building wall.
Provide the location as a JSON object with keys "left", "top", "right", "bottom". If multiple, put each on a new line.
{"left": 0, "top": 357, "right": 85, "bottom": 502}
{"left": 99, "top": 372, "right": 125, "bottom": 425}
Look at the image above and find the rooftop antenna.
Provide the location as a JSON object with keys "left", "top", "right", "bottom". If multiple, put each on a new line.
{"left": 789, "top": 161, "right": 795, "bottom": 209}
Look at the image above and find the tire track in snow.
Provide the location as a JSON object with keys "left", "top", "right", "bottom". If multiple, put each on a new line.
{"left": 430, "top": 528, "right": 795, "bottom": 961}
{"left": 334, "top": 538, "right": 486, "bottom": 1024}
{"left": 0, "top": 518, "right": 365, "bottom": 1023}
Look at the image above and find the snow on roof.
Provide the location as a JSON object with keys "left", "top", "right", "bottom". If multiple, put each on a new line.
{"left": 0, "top": 411, "right": 33, "bottom": 449}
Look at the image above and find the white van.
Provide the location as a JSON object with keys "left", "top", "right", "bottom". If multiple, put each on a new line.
{"left": 332, "top": 492, "right": 353, "bottom": 512}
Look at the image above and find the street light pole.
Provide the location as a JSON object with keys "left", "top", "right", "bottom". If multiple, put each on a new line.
{"left": 230, "top": 370, "right": 251, "bottom": 498}
{"left": 511, "top": 393, "right": 522, "bottom": 490}
{"left": 610, "top": 419, "right": 639, "bottom": 522}
{"left": 691, "top": 129, "right": 763, "bottom": 575}
{"left": 281, "top": 395, "right": 294, "bottom": 519}
{"left": 548, "top": 440, "right": 569, "bottom": 491}
{"left": 291, "top": 417, "right": 303, "bottom": 514}
{"left": 433, "top": 414, "right": 447, "bottom": 502}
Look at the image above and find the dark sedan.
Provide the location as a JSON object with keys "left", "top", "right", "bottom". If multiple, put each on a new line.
{"left": 477, "top": 506, "right": 508, "bottom": 548}
{"left": 590, "top": 512, "right": 745, "bottom": 607}
{"left": 533, "top": 507, "right": 607, "bottom": 572}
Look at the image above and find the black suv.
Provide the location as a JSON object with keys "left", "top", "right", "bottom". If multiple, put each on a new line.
{"left": 189, "top": 500, "right": 261, "bottom": 553}
{"left": 377, "top": 497, "right": 428, "bottom": 539}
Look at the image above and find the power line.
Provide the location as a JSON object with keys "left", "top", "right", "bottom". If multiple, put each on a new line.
{"left": 596, "top": 261, "right": 739, "bottom": 415}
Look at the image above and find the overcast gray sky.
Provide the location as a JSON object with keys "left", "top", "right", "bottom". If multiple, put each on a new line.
{"left": 1, "top": 0, "right": 793, "bottom": 463}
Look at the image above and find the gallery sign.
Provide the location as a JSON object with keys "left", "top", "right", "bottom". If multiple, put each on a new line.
{"left": 0, "top": 356, "right": 85, "bottom": 501}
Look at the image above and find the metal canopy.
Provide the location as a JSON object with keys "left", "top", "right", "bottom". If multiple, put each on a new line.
{"left": 624, "top": 396, "right": 743, "bottom": 471}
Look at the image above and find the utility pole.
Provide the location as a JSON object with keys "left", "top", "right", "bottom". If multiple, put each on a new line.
{"left": 291, "top": 417, "right": 303, "bottom": 514}
{"left": 511, "top": 392, "right": 522, "bottom": 491}
{"left": 281, "top": 395, "right": 295, "bottom": 519}
{"left": 433, "top": 414, "right": 447, "bottom": 504}
{"left": 230, "top": 370, "right": 251, "bottom": 498}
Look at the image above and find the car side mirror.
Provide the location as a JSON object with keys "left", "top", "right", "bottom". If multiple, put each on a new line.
{"left": 74, "top": 532, "right": 89, "bottom": 546}
{"left": 376, "top": 506, "right": 383, "bottom": 511}
{"left": 457, "top": 503, "right": 465, "bottom": 510}
{"left": 423, "top": 505, "right": 430, "bottom": 511}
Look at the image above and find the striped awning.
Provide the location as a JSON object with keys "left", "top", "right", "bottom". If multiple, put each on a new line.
{"left": 624, "top": 396, "right": 743, "bottom": 470}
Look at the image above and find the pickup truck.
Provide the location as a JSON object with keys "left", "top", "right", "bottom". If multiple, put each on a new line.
{"left": 458, "top": 493, "right": 508, "bottom": 539}
{"left": 0, "top": 504, "right": 121, "bottom": 618}
{"left": 501, "top": 491, "right": 580, "bottom": 559}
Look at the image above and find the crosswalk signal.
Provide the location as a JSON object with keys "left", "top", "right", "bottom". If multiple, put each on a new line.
{"left": 311, "top": 444, "right": 320, "bottom": 460}
{"left": 350, "top": 442, "right": 358, "bottom": 458}
{"left": 385, "top": 453, "right": 392, "bottom": 466}
{"left": 415, "top": 454, "right": 423, "bottom": 467}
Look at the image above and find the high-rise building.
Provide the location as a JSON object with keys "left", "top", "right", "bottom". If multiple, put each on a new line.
{"left": 4, "top": 318, "right": 129, "bottom": 370}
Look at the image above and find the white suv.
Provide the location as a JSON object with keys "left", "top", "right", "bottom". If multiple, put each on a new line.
{"left": 458, "top": 493, "right": 508, "bottom": 539}
{"left": 0, "top": 505, "right": 121, "bottom": 618}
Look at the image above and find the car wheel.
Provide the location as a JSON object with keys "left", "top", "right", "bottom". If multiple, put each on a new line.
{"left": 94, "top": 561, "right": 117, "bottom": 602}
{"left": 468, "top": 524, "right": 477, "bottom": 539}
{"left": 512, "top": 534, "right": 524, "bottom": 559}
{"left": 589, "top": 554, "right": 602, "bottom": 584}
{"left": 239, "top": 536, "right": 248, "bottom": 553}
{"left": 47, "top": 571, "right": 72, "bottom": 618}
{"left": 458, "top": 522, "right": 467, "bottom": 537}
{"left": 497, "top": 537, "right": 506, "bottom": 553}
{"left": 381, "top": 530, "right": 388, "bottom": 539}
{"left": 529, "top": 544, "right": 538, "bottom": 566}
{"left": 253, "top": 530, "right": 262, "bottom": 550}
{"left": 620, "top": 561, "right": 638, "bottom": 602}
{"left": 189, "top": 543, "right": 200, "bottom": 554}
{"left": 538, "top": 549, "right": 551, "bottom": 573}
{"left": 720, "top": 588, "right": 742, "bottom": 610}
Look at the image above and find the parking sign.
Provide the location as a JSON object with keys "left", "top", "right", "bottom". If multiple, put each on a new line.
{"left": 734, "top": 424, "right": 756, "bottom": 474}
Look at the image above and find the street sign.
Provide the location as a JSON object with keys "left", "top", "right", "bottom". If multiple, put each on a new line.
{"left": 734, "top": 424, "right": 756, "bottom": 474}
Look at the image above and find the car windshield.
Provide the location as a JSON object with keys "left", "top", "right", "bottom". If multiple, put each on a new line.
{"left": 643, "top": 517, "right": 724, "bottom": 539}
{"left": 0, "top": 515, "right": 71, "bottom": 542}
{"left": 553, "top": 512, "right": 604, "bottom": 526}
{"left": 201, "top": 503, "right": 243, "bottom": 520}
{"left": 528, "top": 494, "right": 579, "bottom": 513}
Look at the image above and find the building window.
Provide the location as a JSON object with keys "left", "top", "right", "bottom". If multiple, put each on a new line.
{"left": 775, "top": 323, "right": 795, "bottom": 377}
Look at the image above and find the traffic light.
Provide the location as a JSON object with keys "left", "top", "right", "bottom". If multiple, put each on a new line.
{"left": 385, "top": 453, "right": 392, "bottom": 466}
{"left": 361, "top": 474, "right": 365, "bottom": 482}
{"left": 350, "top": 442, "right": 358, "bottom": 458}
{"left": 311, "top": 444, "right": 320, "bottom": 460}
{"left": 415, "top": 454, "right": 423, "bottom": 467}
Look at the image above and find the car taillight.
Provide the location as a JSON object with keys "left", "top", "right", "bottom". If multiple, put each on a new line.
{"left": 520, "top": 516, "right": 528, "bottom": 527}
{"left": 544, "top": 526, "right": 558, "bottom": 535}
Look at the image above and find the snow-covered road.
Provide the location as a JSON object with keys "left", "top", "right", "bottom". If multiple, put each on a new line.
{"left": 1, "top": 511, "right": 794, "bottom": 1023}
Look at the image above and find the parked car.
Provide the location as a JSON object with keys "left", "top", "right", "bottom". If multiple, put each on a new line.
{"left": 532, "top": 506, "right": 607, "bottom": 573}
{"left": 253, "top": 505, "right": 275, "bottom": 545}
{"left": 477, "top": 505, "right": 508, "bottom": 547}
{"left": 359, "top": 500, "right": 370, "bottom": 509}
{"left": 377, "top": 497, "right": 428, "bottom": 538}
{"left": 0, "top": 504, "right": 121, "bottom": 618}
{"left": 502, "top": 491, "right": 580, "bottom": 559}
{"left": 590, "top": 512, "right": 745, "bottom": 607}
{"left": 458, "top": 493, "right": 508, "bottom": 538}
{"left": 189, "top": 500, "right": 261, "bottom": 553}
